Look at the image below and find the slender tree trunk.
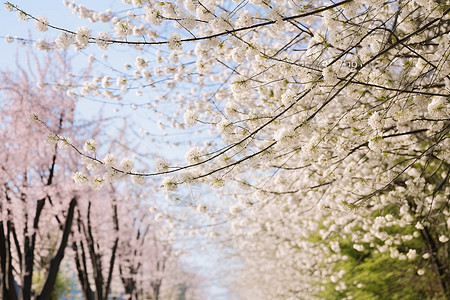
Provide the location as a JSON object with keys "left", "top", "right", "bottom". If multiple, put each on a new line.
{"left": 421, "top": 226, "right": 449, "bottom": 297}
{"left": 85, "top": 201, "right": 104, "bottom": 300}
{"left": 119, "top": 265, "right": 137, "bottom": 300}
{"left": 37, "top": 198, "right": 77, "bottom": 300}
{"left": 104, "top": 203, "right": 119, "bottom": 298}
{"left": 153, "top": 281, "right": 161, "bottom": 300}
{"left": 21, "top": 198, "right": 45, "bottom": 300}
{"left": 1, "top": 221, "right": 7, "bottom": 298}
{"left": 73, "top": 210, "right": 94, "bottom": 300}
{"left": 1, "top": 222, "right": 16, "bottom": 300}
{"left": 0, "top": 221, "right": 18, "bottom": 300}
{"left": 2, "top": 190, "right": 18, "bottom": 300}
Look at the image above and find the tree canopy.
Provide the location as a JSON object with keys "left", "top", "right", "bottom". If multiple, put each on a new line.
{"left": 2, "top": 0, "right": 449, "bottom": 299}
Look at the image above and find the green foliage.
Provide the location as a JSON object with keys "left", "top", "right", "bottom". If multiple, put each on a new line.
{"left": 318, "top": 223, "right": 447, "bottom": 300}
{"left": 322, "top": 253, "right": 426, "bottom": 299}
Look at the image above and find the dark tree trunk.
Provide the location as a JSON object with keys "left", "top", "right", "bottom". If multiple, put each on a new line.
{"left": 37, "top": 198, "right": 77, "bottom": 300}
{"left": 0, "top": 221, "right": 18, "bottom": 300}
{"left": 73, "top": 200, "right": 120, "bottom": 300}
{"left": 421, "top": 226, "right": 449, "bottom": 298}
{"left": 119, "top": 265, "right": 138, "bottom": 300}
{"left": 152, "top": 281, "right": 161, "bottom": 300}
{"left": 73, "top": 210, "right": 95, "bottom": 300}
{"left": 21, "top": 198, "right": 45, "bottom": 300}
{"left": 104, "top": 203, "right": 119, "bottom": 298}
{"left": 85, "top": 201, "right": 103, "bottom": 300}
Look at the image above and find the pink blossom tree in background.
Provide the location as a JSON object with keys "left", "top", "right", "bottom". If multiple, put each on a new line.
{"left": 116, "top": 196, "right": 203, "bottom": 300}
{"left": 70, "top": 186, "right": 204, "bottom": 300}
{"left": 0, "top": 51, "right": 83, "bottom": 300}
{"left": 2, "top": 0, "right": 450, "bottom": 299}
{"left": 70, "top": 191, "right": 119, "bottom": 300}
{"left": 0, "top": 49, "right": 204, "bottom": 299}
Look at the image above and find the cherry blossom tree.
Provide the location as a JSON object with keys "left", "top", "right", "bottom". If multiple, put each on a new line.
{"left": 70, "top": 192, "right": 119, "bottom": 300}
{"left": 114, "top": 190, "right": 204, "bottom": 300}
{"left": 5, "top": 0, "right": 447, "bottom": 196}
{"left": 0, "top": 50, "right": 85, "bottom": 300}
{"left": 69, "top": 188, "right": 196, "bottom": 300}
{"left": 3, "top": 0, "right": 449, "bottom": 298}
{"left": 0, "top": 48, "right": 204, "bottom": 299}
